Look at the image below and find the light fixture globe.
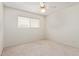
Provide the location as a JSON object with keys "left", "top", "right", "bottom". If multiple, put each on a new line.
{"left": 40, "top": 2, "right": 46, "bottom": 13}
{"left": 40, "top": 6, "right": 46, "bottom": 13}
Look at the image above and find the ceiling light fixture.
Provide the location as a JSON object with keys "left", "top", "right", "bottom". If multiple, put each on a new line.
{"left": 40, "top": 2, "right": 46, "bottom": 13}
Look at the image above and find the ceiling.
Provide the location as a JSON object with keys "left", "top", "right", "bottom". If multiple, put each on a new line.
{"left": 3, "top": 2, "right": 79, "bottom": 16}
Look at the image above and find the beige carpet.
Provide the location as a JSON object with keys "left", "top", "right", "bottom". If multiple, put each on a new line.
{"left": 2, "top": 39, "right": 79, "bottom": 56}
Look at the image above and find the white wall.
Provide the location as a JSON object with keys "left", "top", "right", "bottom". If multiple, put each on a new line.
{"left": 4, "top": 7, "right": 45, "bottom": 47}
{"left": 0, "top": 3, "right": 4, "bottom": 55}
{"left": 47, "top": 4, "right": 79, "bottom": 48}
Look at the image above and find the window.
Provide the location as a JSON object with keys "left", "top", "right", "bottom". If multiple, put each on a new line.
{"left": 18, "top": 16, "right": 30, "bottom": 28}
{"left": 18, "top": 16, "right": 40, "bottom": 28}
{"left": 30, "top": 18, "right": 40, "bottom": 28}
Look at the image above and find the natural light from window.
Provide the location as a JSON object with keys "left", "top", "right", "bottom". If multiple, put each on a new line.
{"left": 18, "top": 16, "right": 40, "bottom": 28}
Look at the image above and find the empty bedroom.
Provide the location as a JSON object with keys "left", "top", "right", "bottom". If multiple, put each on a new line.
{"left": 0, "top": 2, "right": 79, "bottom": 56}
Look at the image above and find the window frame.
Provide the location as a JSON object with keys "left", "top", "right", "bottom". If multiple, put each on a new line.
{"left": 17, "top": 16, "right": 40, "bottom": 28}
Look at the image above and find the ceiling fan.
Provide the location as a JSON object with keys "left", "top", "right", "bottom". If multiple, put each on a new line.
{"left": 40, "top": 2, "right": 47, "bottom": 13}
{"left": 40, "top": 2, "right": 56, "bottom": 13}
